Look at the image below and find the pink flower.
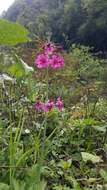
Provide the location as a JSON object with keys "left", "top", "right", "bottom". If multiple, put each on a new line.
{"left": 34, "top": 42, "right": 64, "bottom": 70}
{"left": 50, "top": 54, "right": 64, "bottom": 69}
{"left": 35, "top": 54, "right": 49, "bottom": 68}
{"left": 56, "top": 97, "right": 63, "bottom": 111}
{"left": 43, "top": 100, "right": 54, "bottom": 112}
{"left": 44, "top": 42, "right": 55, "bottom": 55}
{"left": 34, "top": 100, "right": 55, "bottom": 112}
{"left": 34, "top": 101, "right": 44, "bottom": 111}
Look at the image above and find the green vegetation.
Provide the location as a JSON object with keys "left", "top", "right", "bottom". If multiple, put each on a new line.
{"left": 0, "top": 1, "right": 107, "bottom": 189}
{"left": 0, "top": 19, "right": 29, "bottom": 45}
{"left": 3, "top": 0, "right": 107, "bottom": 51}
{"left": 0, "top": 43, "right": 107, "bottom": 189}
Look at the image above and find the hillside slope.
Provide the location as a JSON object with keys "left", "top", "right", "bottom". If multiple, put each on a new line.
{"left": 3, "top": 0, "right": 107, "bottom": 51}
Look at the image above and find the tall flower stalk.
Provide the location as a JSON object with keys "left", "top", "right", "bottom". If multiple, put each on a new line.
{"left": 42, "top": 66, "right": 49, "bottom": 159}
{"left": 34, "top": 42, "right": 64, "bottom": 161}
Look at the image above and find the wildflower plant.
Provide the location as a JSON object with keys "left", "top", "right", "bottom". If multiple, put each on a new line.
{"left": 34, "top": 42, "right": 64, "bottom": 161}
{"left": 34, "top": 98, "right": 63, "bottom": 112}
{"left": 35, "top": 42, "right": 64, "bottom": 69}
{"left": 34, "top": 42, "right": 64, "bottom": 112}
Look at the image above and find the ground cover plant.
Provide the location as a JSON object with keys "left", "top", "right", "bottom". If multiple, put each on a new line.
{"left": 0, "top": 19, "right": 107, "bottom": 190}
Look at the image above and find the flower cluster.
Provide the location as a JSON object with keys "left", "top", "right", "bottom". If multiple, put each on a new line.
{"left": 35, "top": 42, "right": 64, "bottom": 69}
{"left": 34, "top": 97, "right": 63, "bottom": 112}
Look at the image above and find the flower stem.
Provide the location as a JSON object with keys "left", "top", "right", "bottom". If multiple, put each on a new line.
{"left": 46, "top": 67, "right": 49, "bottom": 101}
{"left": 41, "top": 67, "right": 49, "bottom": 161}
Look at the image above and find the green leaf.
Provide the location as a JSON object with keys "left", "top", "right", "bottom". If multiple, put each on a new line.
{"left": 59, "top": 159, "right": 72, "bottom": 170}
{"left": 92, "top": 125, "right": 107, "bottom": 132}
{"left": 6, "top": 55, "right": 34, "bottom": 78}
{"left": 81, "top": 152, "right": 103, "bottom": 163}
{"left": 100, "top": 169, "right": 107, "bottom": 182}
{"left": 0, "top": 183, "right": 9, "bottom": 190}
{"left": 27, "top": 164, "right": 42, "bottom": 184}
{"left": 26, "top": 164, "right": 46, "bottom": 190}
{"left": 8, "top": 62, "right": 25, "bottom": 78}
{"left": 12, "top": 179, "right": 25, "bottom": 190}
{"left": 53, "top": 185, "right": 72, "bottom": 190}
{"left": 73, "top": 180, "right": 82, "bottom": 190}
{"left": 29, "top": 181, "right": 47, "bottom": 190}
{"left": 0, "top": 19, "right": 29, "bottom": 46}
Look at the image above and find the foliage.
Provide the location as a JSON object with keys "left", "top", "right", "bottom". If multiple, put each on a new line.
{"left": 0, "top": 19, "right": 29, "bottom": 45}
{"left": 2, "top": 0, "right": 107, "bottom": 51}
{"left": 0, "top": 43, "right": 107, "bottom": 190}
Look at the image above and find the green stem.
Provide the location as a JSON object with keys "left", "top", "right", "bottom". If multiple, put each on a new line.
{"left": 46, "top": 67, "right": 49, "bottom": 101}
{"left": 9, "top": 123, "right": 13, "bottom": 188}
{"left": 8, "top": 99, "right": 13, "bottom": 188}
{"left": 41, "top": 67, "right": 49, "bottom": 161}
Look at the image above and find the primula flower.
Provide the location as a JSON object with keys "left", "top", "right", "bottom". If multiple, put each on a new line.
{"left": 43, "top": 100, "right": 54, "bottom": 112}
{"left": 34, "top": 98, "right": 64, "bottom": 112}
{"left": 44, "top": 42, "right": 55, "bottom": 55}
{"left": 34, "top": 100, "right": 54, "bottom": 112}
{"left": 34, "top": 101, "right": 44, "bottom": 111}
{"left": 50, "top": 54, "right": 64, "bottom": 69}
{"left": 56, "top": 97, "right": 63, "bottom": 111}
{"left": 35, "top": 42, "right": 64, "bottom": 69}
{"left": 35, "top": 54, "right": 49, "bottom": 68}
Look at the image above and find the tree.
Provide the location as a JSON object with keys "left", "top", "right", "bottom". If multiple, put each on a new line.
{"left": 3, "top": 0, "right": 107, "bottom": 51}
{"left": 78, "top": 0, "right": 107, "bottom": 51}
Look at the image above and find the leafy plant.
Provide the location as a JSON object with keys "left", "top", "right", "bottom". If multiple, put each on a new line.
{"left": 0, "top": 183, "right": 9, "bottom": 190}
{"left": 0, "top": 19, "right": 29, "bottom": 45}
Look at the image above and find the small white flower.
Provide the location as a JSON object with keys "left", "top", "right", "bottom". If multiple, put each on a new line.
{"left": 25, "top": 129, "right": 30, "bottom": 134}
